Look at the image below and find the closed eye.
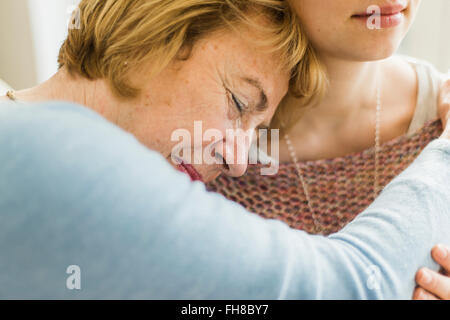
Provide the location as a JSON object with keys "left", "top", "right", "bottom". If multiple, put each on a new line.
{"left": 227, "top": 89, "right": 246, "bottom": 113}
{"left": 232, "top": 94, "right": 244, "bottom": 112}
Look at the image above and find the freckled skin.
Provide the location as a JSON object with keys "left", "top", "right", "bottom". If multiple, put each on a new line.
{"left": 122, "top": 26, "right": 290, "bottom": 182}
{"left": 0, "top": 18, "right": 290, "bottom": 183}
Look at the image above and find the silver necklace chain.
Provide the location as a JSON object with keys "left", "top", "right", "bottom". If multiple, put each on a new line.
{"left": 283, "top": 80, "right": 382, "bottom": 234}
{"left": 5, "top": 85, "right": 383, "bottom": 234}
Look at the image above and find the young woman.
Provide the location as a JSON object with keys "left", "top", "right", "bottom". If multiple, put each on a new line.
{"left": 207, "top": 0, "right": 450, "bottom": 299}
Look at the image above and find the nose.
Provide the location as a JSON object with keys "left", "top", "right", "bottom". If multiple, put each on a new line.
{"left": 216, "top": 130, "right": 252, "bottom": 177}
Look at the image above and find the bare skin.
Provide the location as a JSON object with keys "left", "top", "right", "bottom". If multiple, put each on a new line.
{"left": 279, "top": 56, "right": 418, "bottom": 161}
{"left": 0, "top": 24, "right": 289, "bottom": 183}
{"left": 280, "top": 0, "right": 422, "bottom": 162}
{"left": 413, "top": 81, "right": 450, "bottom": 300}
{"left": 283, "top": 0, "right": 450, "bottom": 299}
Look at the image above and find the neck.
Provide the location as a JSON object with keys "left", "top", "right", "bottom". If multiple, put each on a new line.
{"left": 12, "top": 67, "right": 126, "bottom": 126}
{"left": 311, "top": 54, "right": 382, "bottom": 119}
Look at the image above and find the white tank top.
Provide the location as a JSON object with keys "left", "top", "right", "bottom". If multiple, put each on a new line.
{"left": 401, "top": 55, "right": 446, "bottom": 135}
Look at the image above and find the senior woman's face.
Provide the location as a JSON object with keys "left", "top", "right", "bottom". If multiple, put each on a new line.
{"left": 123, "top": 26, "right": 290, "bottom": 183}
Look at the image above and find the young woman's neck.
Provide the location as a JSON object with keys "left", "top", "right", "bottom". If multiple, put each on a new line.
{"left": 312, "top": 54, "right": 383, "bottom": 119}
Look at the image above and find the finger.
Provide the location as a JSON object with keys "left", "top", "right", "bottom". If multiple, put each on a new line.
{"left": 413, "top": 287, "right": 440, "bottom": 300}
{"left": 415, "top": 268, "right": 450, "bottom": 300}
{"left": 431, "top": 244, "right": 450, "bottom": 274}
{"left": 439, "top": 267, "right": 449, "bottom": 277}
{"left": 439, "top": 78, "right": 450, "bottom": 130}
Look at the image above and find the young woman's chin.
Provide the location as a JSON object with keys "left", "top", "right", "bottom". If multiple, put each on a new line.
{"left": 289, "top": 0, "right": 421, "bottom": 62}
{"left": 347, "top": 42, "right": 402, "bottom": 62}
{"left": 343, "top": 8, "right": 417, "bottom": 61}
{"left": 324, "top": 27, "right": 409, "bottom": 62}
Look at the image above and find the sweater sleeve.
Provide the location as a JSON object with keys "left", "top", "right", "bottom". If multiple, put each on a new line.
{"left": 1, "top": 101, "right": 449, "bottom": 299}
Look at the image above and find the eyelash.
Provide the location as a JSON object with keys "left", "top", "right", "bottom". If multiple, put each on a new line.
{"left": 228, "top": 90, "right": 245, "bottom": 113}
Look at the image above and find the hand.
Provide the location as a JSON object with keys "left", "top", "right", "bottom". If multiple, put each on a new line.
{"left": 439, "top": 78, "right": 450, "bottom": 139}
{"left": 413, "top": 244, "right": 450, "bottom": 300}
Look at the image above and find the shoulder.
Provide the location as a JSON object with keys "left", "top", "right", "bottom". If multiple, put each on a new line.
{"left": 391, "top": 55, "right": 445, "bottom": 134}
{"left": 388, "top": 55, "right": 444, "bottom": 91}
{"left": 0, "top": 100, "right": 139, "bottom": 152}
{"left": 382, "top": 56, "right": 418, "bottom": 99}
{"left": 397, "top": 55, "right": 445, "bottom": 80}
{"left": 398, "top": 55, "right": 445, "bottom": 97}
{"left": 0, "top": 100, "right": 180, "bottom": 201}
{"left": 1, "top": 100, "right": 110, "bottom": 128}
{"left": 379, "top": 56, "right": 419, "bottom": 138}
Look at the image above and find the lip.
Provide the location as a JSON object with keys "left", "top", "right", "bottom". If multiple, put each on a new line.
{"left": 177, "top": 162, "right": 204, "bottom": 182}
{"left": 352, "top": 4, "right": 407, "bottom": 29}
{"left": 353, "top": 3, "right": 407, "bottom": 16}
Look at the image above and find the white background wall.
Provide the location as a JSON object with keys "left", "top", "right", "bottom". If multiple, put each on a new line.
{"left": 0, "top": 0, "right": 78, "bottom": 89}
{"left": 0, "top": 0, "right": 449, "bottom": 89}
{"left": 27, "top": 0, "right": 79, "bottom": 84}
{"left": 0, "top": 0, "right": 37, "bottom": 89}
{"left": 399, "top": 0, "right": 450, "bottom": 73}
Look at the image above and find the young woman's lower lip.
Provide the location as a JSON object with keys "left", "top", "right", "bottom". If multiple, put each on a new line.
{"left": 353, "top": 12, "right": 405, "bottom": 29}
{"left": 177, "top": 163, "right": 203, "bottom": 182}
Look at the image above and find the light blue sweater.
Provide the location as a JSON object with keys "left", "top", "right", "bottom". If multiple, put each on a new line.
{"left": 0, "top": 101, "right": 449, "bottom": 299}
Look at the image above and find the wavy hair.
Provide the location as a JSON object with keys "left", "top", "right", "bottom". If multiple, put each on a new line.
{"left": 58, "top": 0, "right": 326, "bottom": 116}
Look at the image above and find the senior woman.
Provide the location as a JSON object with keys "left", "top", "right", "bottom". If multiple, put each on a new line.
{"left": 0, "top": 0, "right": 450, "bottom": 299}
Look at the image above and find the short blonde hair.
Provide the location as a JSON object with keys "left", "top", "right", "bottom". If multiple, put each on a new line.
{"left": 58, "top": 0, "right": 325, "bottom": 107}
{"left": 271, "top": 43, "right": 326, "bottom": 130}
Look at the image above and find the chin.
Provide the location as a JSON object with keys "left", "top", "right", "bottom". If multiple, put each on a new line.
{"left": 201, "top": 171, "right": 221, "bottom": 183}
{"left": 339, "top": 20, "right": 411, "bottom": 61}
{"left": 341, "top": 37, "right": 404, "bottom": 62}
{"left": 357, "top": 47, "right": 399, "bottom": 61}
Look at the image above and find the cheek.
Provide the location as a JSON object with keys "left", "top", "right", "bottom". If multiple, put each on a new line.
{"left": 299, "top": 9, "right": 345, "bottom": 48}
{"left": 181, "top": 81, "right": 230, "bottom": 123}
{"left": 188, "top": 94, "right": 235, "bottom": 130}
{"left": 405, "top": 1, "right": 420, "bottom": 25}
{"left": 179, "top": 97, "right": 233, "bottom": 145}
{"left": 197, "top": 101, "right": 231, "bottom": 130}
{"left": 168, "top": 75, "right": 235, "bottom": 139}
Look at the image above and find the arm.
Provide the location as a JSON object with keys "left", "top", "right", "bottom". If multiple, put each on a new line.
{"left": 0, "top": 102, "right": 449, "bottom": 299}
{"left": 413, "top": 78, "right": 450, "bottom": 301}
